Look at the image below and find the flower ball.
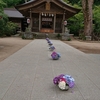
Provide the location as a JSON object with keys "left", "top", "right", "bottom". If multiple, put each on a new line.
{"left": 51, "top": 52, "right": 61, "bottom": 60}
{"left": 53, "top": 74, "right": 75, "bottom": 91}
{"left": 49, "top": 45, "right": 55, "bottom": 51}
{"left": 48, "top": 42, "right": 53, "bottom": 46}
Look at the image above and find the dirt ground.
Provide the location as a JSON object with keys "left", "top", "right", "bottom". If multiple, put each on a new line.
{"left": 63, "top": 39, "right": 100, "bottom": 54}
{"left": 0, "top": 37, "right": 100, "bottom": 62}
{"left": 0, "top": 37, "right": 32, "bottom": 62}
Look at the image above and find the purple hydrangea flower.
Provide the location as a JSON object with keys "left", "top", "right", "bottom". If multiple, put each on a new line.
{"left": 51, "top": 52, "right": 60, "bottom": 60}
{"left": 53, "top": 74, "right": 65, "bottom": 84}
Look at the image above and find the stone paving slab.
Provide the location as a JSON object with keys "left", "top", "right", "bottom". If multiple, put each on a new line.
{"left": 0, "top": 39, "right": 100, "bottom": 100}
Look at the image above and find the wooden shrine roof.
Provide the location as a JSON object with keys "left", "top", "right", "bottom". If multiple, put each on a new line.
{"left": 15, "top": 0, "right": 81, "bottom": 19}
{"left": 4, "top": 8, "right": 24, "bottom": 18}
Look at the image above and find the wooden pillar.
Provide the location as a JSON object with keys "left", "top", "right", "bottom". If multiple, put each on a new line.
{"left": 39, "top": 13, "right": 41, "bottom": 32}
{"left": 62, "top": 13, "right": 65, "bottom": 33}
{"left": 54, "top": 14, "right": 56, "bottom": 33}
{"left": 30, "top": 9, "right": 32, "bottom": 31}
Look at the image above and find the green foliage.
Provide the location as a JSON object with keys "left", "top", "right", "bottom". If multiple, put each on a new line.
{"left": 67, "top": 12, "right": 84, "bottom": 36}
{"left": 63, "top": 0, "right": 83, "bottom": 36}
{"left": 2, "top": 0, "right": 31, "bottom": 7}
{"left": 2, "top": 0, "right": 23, "bottom": 7}
{"left": 94, "top": 0, "right": 100, "bottom": 5}
{"left": 21, "top": 34, "right": 26, "bottom": 39}
{"left": 93, "top": 5, "right": 100, "bottom": 34}
{"left": 56, "top": 33, "right": 61, "bottom": 39}
{"left": 79, "top": 33, "right": 86, "bottom": 40}
{"left": 0, "top": 0, "right": 8, "bottom": 36}
{"left": 0, "top": 13, "right": 8, "bottom": 36}
{"left": 63, "top": 0, "right": 100, "bottom": 6}
{"left": 67, "top": 38, "right": 71, "bottom": 41}
{"left": 0, "top": 0, "right": 6, "bottom": 10}
{"left": 69, "top": 0, "right": 80, "bottom": 4}
{"left": 63, "top": 0, "right": 70, "bottom": 4}
{"left": 0, "top": 0, "right": 21, "bottom": 37}
{"left": 63, "top": 0, "right": 100, "bottom": 37}
{"left": 63, "top": 0, "right": 81, "bottom": 6}
{"left": 3, "top": 21, "right": 18, "bottom": 36}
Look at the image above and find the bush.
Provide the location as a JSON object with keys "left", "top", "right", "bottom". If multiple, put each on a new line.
{"left": 21, "top": 34, "right": 26, "bottom": 39}
{"left": 3, "top": 21, "right": 18, "bottom": 36}
{"left": 56, "top": 33, "right": 61, "bottom": 39}
{"left": 67, "top": 12, "right": 84, "bottom": 36}
{"left": 79, "top": 33, "right": 86, "bottom": 40}
{"left": 67, "top": 38, "right": 71, "bottom": 41}
{"left": 0, "top": 12, "right": 8, "bottom": 37}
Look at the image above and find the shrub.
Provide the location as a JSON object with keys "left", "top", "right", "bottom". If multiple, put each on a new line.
{"left": 0, "top": 13, "right": 8, "bottom": 37}
{"left": 56, "top": 33, "right": 61, "bottom": 39}
{"left": 21, "top": 34, "right": 26, "bottom": 39}
{"left": 3, "top": 21, "right": 18, "bottom": 36}
{"left": 79, "top": 33, "right": 86, "bottom": 40}
{"left": 67, "top": 12, "right": 84, "bottom": 36}
{"left": 67, "top": 38, "right": 71, "bottom": 41}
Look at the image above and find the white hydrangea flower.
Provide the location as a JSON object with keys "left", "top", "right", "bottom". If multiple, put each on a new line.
{"left": 58, "top": 81, "right": 66, "bottom": 90}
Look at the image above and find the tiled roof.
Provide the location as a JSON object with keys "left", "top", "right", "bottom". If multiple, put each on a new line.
{"left": 4, "top": 8, "right": 24, "bottom": 18}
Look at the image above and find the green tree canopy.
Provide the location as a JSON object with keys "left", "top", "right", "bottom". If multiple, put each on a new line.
{"left": 2, "top": 0, "right": 24, "bottom": 7}
{"left": 2, "top": 0, "right": 31, "bottom": 7}
{"left": 0, "top": 0, "right": 6, "bottom": 10}
{"left": 0, "top": 0, "right": 8, "bottom": 36}
{"left": 63, "top": 0, "right": 100, "bottom": 6}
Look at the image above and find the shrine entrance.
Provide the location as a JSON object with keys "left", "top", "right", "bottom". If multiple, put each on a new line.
{"left": 40, "top": 13, "right": 54, "bottom": 33}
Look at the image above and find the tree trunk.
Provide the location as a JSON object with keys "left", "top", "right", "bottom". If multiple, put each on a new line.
{"left": 82, "top": 0, "right": 94, "bottom": 36}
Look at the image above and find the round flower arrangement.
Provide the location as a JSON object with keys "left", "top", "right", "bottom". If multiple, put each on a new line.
{"left": 46, "top": 38, "right": 53, "bottom": 46}
{"left": 53, "top": 74, "right": 75, "bottom": 91}
{"left": 46, "top": 38, "right": 49, "bottom": 41}
{"left": 48, "top": 41, "right": 53, "bottom": 46}
{"left": 51, "top": 51, "right": 61, "bottom": 60}
{"left": 46, "top": 38, "right": 51, "bottom": 43}
{"left": 49, "top": 45, "right": 55, "bottom": 51}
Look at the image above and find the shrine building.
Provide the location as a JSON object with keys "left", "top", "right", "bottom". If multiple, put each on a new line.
{"left": 15, "top": 0, "right": 80, "bottom": 33}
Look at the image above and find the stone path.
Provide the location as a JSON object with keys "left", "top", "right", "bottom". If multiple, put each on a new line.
{"left": 0, "top": 39, "right": 100, "bottom": 100}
